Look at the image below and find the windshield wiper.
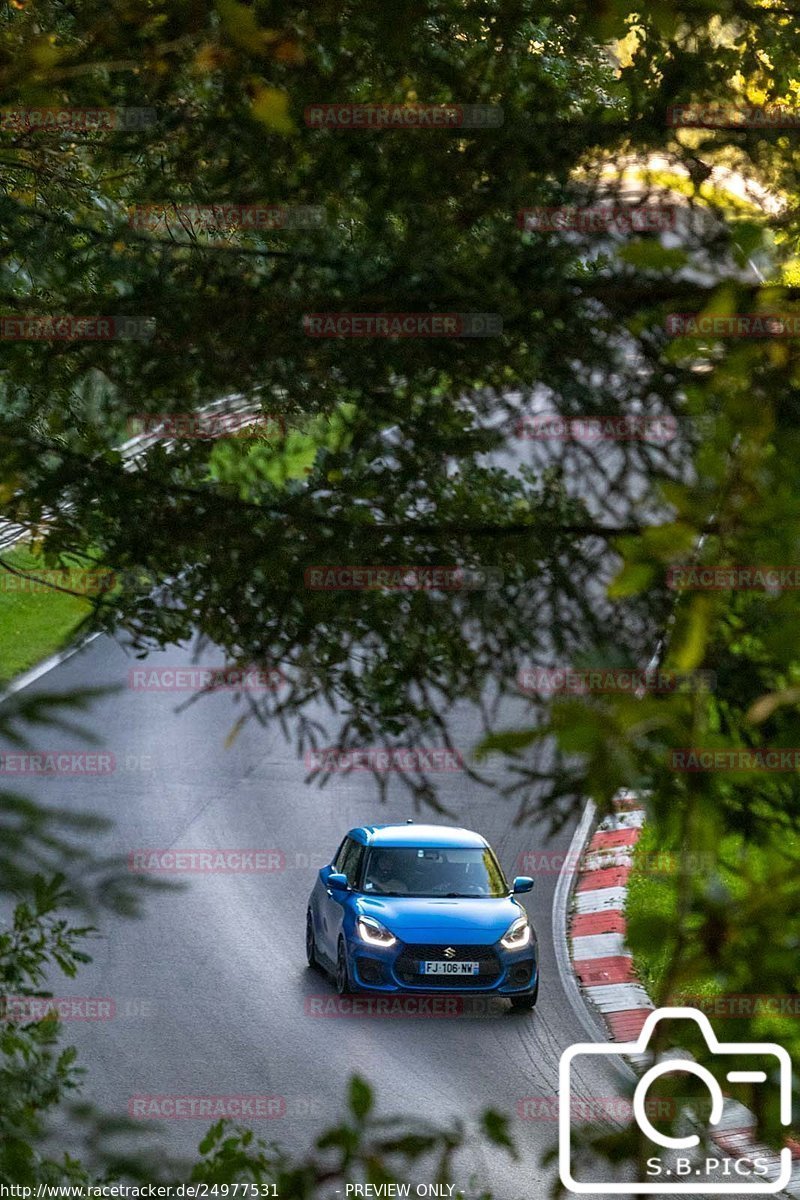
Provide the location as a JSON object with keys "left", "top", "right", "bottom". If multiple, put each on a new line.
{"left": 442, "top": 892, "right": 489, "bottom": 898}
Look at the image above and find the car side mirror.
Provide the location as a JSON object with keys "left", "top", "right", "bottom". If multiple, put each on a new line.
{"left": 512, "top": 875, "right": 534, "bottom": 894}
{"left": 328, "top": 872, "right": 349, "bottom": 892}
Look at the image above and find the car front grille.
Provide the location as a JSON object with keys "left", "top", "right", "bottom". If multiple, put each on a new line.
{"left": 394, "top": 942, "right": 502, "bottom": 988}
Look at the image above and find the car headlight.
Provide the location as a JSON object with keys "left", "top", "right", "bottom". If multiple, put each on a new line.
{"left": 356, "top": 916, "right": 397, "bottom": 947}
{"left": 500, "top": 916, "right": 532, "bottom": 950}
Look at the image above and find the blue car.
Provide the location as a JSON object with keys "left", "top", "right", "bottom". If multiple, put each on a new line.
{"left": 306, "top": 822, "right": 538, "bottom": 1010}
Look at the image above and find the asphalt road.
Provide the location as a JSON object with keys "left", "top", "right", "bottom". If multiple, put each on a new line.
{"left": 1, "top": 401, "right": 702, "bottom": 1197}
{"left": 1, "top": 629, "right": 645, "bottom": 1200}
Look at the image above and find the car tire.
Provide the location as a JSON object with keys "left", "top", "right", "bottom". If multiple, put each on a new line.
{"left": 306, "top": 910, "right": 319, "bottom": 969}
{"left": 510, "top": 980, "right": 538, "bottom": 1011}
{"left": 336, "top": 939, "right": 352, "bottom": 996}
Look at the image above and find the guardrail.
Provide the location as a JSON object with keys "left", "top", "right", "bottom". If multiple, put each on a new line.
{"left": 0, "top": 392, "right": 267, "bottom": 553}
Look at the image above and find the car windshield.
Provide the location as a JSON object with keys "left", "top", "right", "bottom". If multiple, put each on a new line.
{"left": 361, "top": 846, "right": 508, "bottom": 897}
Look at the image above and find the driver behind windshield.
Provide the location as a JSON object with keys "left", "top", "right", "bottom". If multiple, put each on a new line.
{"left": 361, "top": 846, "right": 506, "bottom": 897}
{"left": 363, "top": 848, "right": 411, "bottom": 894}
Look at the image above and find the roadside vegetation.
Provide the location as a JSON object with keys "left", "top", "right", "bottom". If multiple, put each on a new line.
{"left": 0, "top": 544, "right": 96, "bottom": 682}
{"left": 627, "top": 821, "right": 800, "bottom": 1061}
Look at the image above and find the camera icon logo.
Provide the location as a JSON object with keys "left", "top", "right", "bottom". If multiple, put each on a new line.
{"left": 559, "top": 1006, "right": 792, "bottom": 1194}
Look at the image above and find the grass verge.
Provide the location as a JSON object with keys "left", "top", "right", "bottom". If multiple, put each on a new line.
{"left": 0, "top": 544, "right": 95, "bottom": 683}
{"left": 626, "top": 820, "right": 800, "bottom": 1065}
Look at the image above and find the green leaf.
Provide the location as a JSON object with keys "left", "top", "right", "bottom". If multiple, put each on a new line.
{"left": 216, "top": 0, "right": 280, "bottom": 53}
{"left": 672, "top": 595, "right": 712, "bottom": 671}
{"left": 198, "top": 1120, "right": 226, "bottom": 1154}
{"left": 251, "top": 86, "right": 296, "bottom": 134}
{"left": 607, "top": 561, "right": 655, "bottom": 599}
{"left": 617, "top": 242, "right": 688, "bottom": 271}
{"left": 474, "top": 728, "right": 539, "bottom": 759}
{"left": 481, "top": 1109, "right": 516, "bottom": 1156}
{"left": 348, "top": 1075, "right": 373, "bottom": 1121}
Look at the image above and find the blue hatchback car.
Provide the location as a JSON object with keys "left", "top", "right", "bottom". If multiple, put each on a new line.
{"left": 306, "top": 822, "right": 538, "bottom": 1010}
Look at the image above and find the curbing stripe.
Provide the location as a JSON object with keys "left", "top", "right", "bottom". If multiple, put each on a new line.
{"left": 605, "top": 1009, "right": 651, "bottom": 1040}
{"left": 608, "top": 788, "right": 651, "bottom": 810}
{"left": 570, "top": 910, "right": 627, "bottom": 938}
{"left": 597, "top": 808, "right": 645, "bottom": 830}
{"left": 571, "top": 932, "right": 628, "bottom": 959}
{"left": 553, "top": 798, "right": 627, "bottom": 1054}
{"left": 589, "top": 828, "right": 640, "bottom": 851}
{"left": 574, "top": 956, "right": 637, "bottom": 986}
{"left": 582, "top": 847, "right": 635, "bottom": 872}
{"left": 576, "top": 864, "right": 632, "bottom": 891}
{"left": 574, "top": 885, "right": 627, "bottom": 913}
{"left": 714, "top": 1100, "right": 757, "bottom": 1130}
{"left": 583, "top": 981, "right": 654, "bottom": 1012}
{"left": 566, "top": 788, "right": 799, "bottom": 1199}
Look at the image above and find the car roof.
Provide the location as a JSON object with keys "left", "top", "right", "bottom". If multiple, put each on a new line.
{"left": 348, "top": 823, "right": 488, "bottom": 849}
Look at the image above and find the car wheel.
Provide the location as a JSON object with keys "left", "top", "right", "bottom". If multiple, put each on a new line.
{"left": 336, "top": 939, "right": 351, "bottom": 996}
{"left": 306, "top": 910, "right": 319, "bottom": 969}
{"left": 510, "top": 980, "right": 538, "bottom": 1011}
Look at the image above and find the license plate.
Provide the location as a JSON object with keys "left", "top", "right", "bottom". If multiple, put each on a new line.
{"left": 422, "top": 960, "right": 480, "bottom": 975}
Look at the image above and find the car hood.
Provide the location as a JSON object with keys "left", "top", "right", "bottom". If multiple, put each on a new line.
{"left": 354, "top": 895, "right": 525, "bottom": 945}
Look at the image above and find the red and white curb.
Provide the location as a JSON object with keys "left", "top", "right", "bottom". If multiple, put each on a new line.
{"left": 567, "top": 789, "right": 800, "bottom": 1197}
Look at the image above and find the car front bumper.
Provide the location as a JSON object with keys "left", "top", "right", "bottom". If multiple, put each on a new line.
{"left": 347, "top": 936, "right": 538, "bottom": 996}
